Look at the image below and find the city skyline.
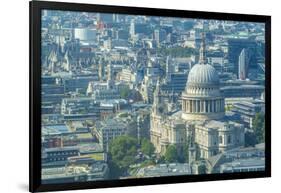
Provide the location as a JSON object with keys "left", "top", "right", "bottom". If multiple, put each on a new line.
{"left": 41, "top": 9, "right": 266, "bottom": 184}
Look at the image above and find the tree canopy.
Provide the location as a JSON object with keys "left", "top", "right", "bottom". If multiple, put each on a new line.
{"left": 141, "top": 138, "right": 155, "bottom": 156}
{"left": 157, "top": 47, "right": 197, "bottom": 58}
{"left": 164, "top": 145, "right": 178, "bottom": 163}
{"left": 252, "top": 112, "right": 265, "bottom": 143}
{"left": 109, "top": 135, "right": 138, "bottom": 170}
{"left": 120, "top": 87, "right": 130, "bottom": 99}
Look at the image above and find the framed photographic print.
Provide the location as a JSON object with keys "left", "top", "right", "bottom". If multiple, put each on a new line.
{"left": 30, "top": 1, "right": 271, "bottom": 192}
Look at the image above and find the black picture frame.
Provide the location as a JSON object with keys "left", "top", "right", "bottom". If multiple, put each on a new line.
{"left": 29, "top": 1, "right": 271, "bottom": 192}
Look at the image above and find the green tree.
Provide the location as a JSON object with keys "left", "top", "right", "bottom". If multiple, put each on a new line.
{"left": 157, "top": 47, "right": 197, "bottom": 58}
{"left": 120, "top": 87, "right": 130, "bottom": 99}
{"left": 109, "top": 135, "right": 138, "bottom": 176}
{"left": 252, "top": 112, "right": 265, "bottom": 143}
{"left": 140, "top": 159, "right": 155, "bottom": 168}
{"left": 141, "top": 138, "right": 155, "bottom": 157}
{"left": 108, "top": 160, "right": 123, "bottom": 179}
{"left": 164, "top": 145, "right": 178, "bottom": 163}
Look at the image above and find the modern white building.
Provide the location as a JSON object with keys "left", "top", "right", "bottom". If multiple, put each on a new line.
{"left": 238, "top": 48, "right": 249, "bottom": 80}
{"left": 74, "top": 28, "right": 96, "bottom": 43}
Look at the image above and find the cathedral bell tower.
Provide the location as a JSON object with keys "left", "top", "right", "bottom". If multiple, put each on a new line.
{"left": 152, "top": 79, "right": 162, "bottom": 115}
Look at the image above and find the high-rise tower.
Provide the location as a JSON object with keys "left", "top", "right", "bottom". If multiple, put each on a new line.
{"left": 238, "top": 48, "right": 249, "bottom": 80}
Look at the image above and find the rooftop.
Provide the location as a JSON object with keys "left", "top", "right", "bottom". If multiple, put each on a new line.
{"left": 42, "top": 124, "right": 70, "bottom": 135}
{"left": 136, "top": 163, "right": 191, "bottom": 177}
{"left": 220, "top": 158, "right": 265, "bottom": 169}
{"left": 44, "top": 146, "right": 79, "bottom": 153}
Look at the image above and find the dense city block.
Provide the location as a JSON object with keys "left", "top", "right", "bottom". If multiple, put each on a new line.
{"left": 41, "top": 10, "right": 265, "bottom": 183}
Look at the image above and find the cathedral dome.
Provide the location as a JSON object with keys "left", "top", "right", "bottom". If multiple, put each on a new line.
{"left": 181, "top": 33, "right": 225, "bottom": 121}
{"left": 187, "top": 63, "right": 219, "bottom": 86}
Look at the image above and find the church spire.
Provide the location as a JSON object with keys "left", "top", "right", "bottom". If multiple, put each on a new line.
{"left": 199, "top": 32, "right": 207, "bottom": 65}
